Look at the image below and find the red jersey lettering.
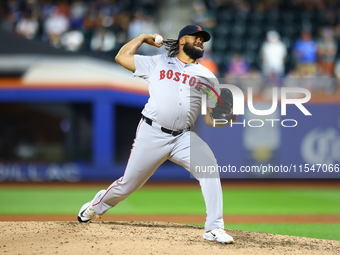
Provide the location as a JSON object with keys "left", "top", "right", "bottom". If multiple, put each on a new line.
{"left": 160, "top": 70, "right": 165, "bottom": 80}
{"left": 196, "top": 80, "right": 203, "bottom": 90}
{"left": 189, "top": 77, "right": 196, "bottom": 86}
{"left": 182, "top": 74, "right": 190, "bottom": 84}
{"left": 166, "top": 70, "right": 173, "bottom": 79}
{"left": 174, "top": 72, "right": 181, "bottom": 81}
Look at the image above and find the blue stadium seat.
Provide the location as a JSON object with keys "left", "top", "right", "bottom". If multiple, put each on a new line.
{"left": 217, "top": 9, "right": 234, "bottom": 22}
{"left": 247, "top": 24, "right": 263, "bottom": 37}
{"left": 234, "top": 11, "right": 248, "bottom": 23}
{"left": 213, "top": 35, "right": 229, "bottom": 52}
{"left": 265, "top": 11, "right": 279, "bottom": 24}
{"left": 280, "top": 11, "right": 295, "bottom": 24}
{"left": 229, "top": 36, "right": 244, "bottom": 51}
{"left": 244, "top": 38, "right": 260, "bottom": 51}
{"left": 213, "top": 24, "right": 231, "bottom": 37}
{"left": 243, "top": 50, "right": 257, "bottom": 65}
{"left": 300, "top": 10, "right": 314, "bottom": 23}
{"left": 249, "top": 11, "right": 265, "bottom": 24}
{"left": 231, "top": 22, "right": 246, "bottom": 36}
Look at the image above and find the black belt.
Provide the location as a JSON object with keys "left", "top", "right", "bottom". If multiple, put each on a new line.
{"left": 142, "top": 115, "right": 190, "bottom": 136}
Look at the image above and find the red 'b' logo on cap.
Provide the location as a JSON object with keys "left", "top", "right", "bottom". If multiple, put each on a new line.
{"left": 196, "top": 25, "right": 202, "bottom": 31}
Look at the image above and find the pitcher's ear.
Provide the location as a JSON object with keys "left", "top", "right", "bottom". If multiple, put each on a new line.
{"left": 179, "top": 37, "right": 185, "bottom": 45}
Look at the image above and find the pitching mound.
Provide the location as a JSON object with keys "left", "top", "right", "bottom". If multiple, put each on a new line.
{"left": 1, "top": 221, "right": 339, "bottom": 254}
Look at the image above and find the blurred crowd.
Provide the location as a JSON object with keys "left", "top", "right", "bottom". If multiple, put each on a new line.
{"left": 0, "top": 0, "right": 160, "bottom": 59}
{"left": 1, "top": 0, "right": 340, "bottom": 93}
{"left": 194, "top": 0, "right": 340, "bottom": 94}
{"left": 219, "top": 27, "right": 338, "bottom": 95}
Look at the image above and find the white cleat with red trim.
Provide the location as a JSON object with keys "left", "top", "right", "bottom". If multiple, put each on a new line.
{"left": 203, "top": 228, "right": 235, "bottom": 244}
{"left": 77, "top": 190, "right": 106, "bottom": 223}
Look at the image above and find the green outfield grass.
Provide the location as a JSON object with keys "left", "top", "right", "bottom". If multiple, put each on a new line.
{"left": 1, "top": 186, "right": 339, "bottom": 241}
{"left": 225, "top": 224, "right": 340, "bottom": 241}
{"left": 1, "top": 187, "right": 339, "bottom": 215}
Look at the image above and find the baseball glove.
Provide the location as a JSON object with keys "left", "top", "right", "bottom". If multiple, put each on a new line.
{"left": 211, "top": 88, "right": 237, "bottom": 122}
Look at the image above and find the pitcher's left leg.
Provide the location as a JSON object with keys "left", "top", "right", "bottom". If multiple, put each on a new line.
{"left": 169, "top": 131, "right": 224, "bottom": 231}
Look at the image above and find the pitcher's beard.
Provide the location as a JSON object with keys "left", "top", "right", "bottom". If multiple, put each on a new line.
{"left": 183, "top": 42, "right": 204, "bottom": 60}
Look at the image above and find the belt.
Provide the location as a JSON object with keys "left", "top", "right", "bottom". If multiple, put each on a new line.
{"left": 142, "top": 115, "right": 190, "bottom": 136}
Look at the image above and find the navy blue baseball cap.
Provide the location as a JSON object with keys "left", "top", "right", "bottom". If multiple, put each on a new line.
{"left": 178, "top": 25, "right": 211, "bottom": 42}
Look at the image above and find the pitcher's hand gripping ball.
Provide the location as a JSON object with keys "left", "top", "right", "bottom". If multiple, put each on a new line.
{"left": 154, "top": 34, "right": 163, "bottom": 44}
{"left": 211, "top": 88, "right": 237, "bottom": 122}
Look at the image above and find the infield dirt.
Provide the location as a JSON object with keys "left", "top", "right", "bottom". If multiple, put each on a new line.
{"left": 1, "top": 221, "right": 339, "bottom": 255}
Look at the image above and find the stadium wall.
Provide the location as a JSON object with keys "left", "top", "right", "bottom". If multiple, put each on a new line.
{"left": 0, "top": 85, "right": 339, "bottom": 182}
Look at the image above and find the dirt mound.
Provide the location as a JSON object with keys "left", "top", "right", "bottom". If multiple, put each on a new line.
{"left": 1, "top": 221, "right": 339, "bottom": 254}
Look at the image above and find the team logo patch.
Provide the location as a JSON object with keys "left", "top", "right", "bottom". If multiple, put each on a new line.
{"left": 196, "top": 25, "right": 202, "bottom": 31}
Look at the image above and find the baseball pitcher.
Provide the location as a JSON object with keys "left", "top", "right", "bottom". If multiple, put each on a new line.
{"left": 78, "top": 25, "right": 235, "bottom": 244}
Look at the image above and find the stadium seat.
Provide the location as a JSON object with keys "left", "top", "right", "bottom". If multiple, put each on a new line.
{"left": 300, "top": 10, "right": 314, "bottom": 23}
{"left": 213, "top": 35, "right": 229, "bottom": 52}
{"left": 280, "top": 11, "right": 295, "bottom": 24}
{"left": 217, "top": 9, "right": 234, "bottom": 22}
{"left": 229, "top": 36, "right": 244, "bottom": 51}
{"left": 231, "top": 22, "right": 246, "bottom": 36}
{"left": 243, "top": 51, "right": 257, "bottom": 65}
{"left": 234, "top": 11, "right": 248, "bottom": 23}
{"left": 244, "top": 38, "right": 260, "bottom": 51}
{"left": 265, "top": 11, "right": 279, "bottom": 25}
{"left": 249, "top": 11, "right": 265, "bottom": 24}
{"left": 213, "top": 24, "right": 231, "bottom": 37}
{"left": 247, "top": 25, "right": 263, "bottom": 38}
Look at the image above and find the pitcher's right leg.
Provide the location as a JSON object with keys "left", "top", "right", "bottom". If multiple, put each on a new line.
{"left": 83, "top": 120, "right": 170, "bottom": 217}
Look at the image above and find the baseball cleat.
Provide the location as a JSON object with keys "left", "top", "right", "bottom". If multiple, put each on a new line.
{"left": 78, "top": 202, "right": 97, "bottom": 223}
{"left": 203, "top": 228, "right": 235, "bottom": 244}
{"left": 77, "top": 190, "right": 106, "bottom": 223}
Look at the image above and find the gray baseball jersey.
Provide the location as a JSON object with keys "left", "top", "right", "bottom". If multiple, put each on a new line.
{"left": 134, "top": 55, "right": 218, "bottom": 130}
{"left": 89, "top": 54, "right": 225, "bottom": 232}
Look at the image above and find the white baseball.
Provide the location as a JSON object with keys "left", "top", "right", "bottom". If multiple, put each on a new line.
{"left": 154, "top": 35, "right": 163, "bottom": 44}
